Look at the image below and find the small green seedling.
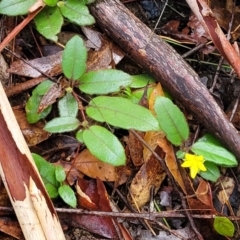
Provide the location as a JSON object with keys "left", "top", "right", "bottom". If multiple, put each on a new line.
{"left": 33, "top": 153, "right": 77, "bottom": 208}
{"left": 214, "top": 216, "right": 235, "bottom": 237}
{"left": 177, "top": 133, "right": 237, "bottom": 182}
{"left": 0, "top": 0, "right": 95, "bottom": 41}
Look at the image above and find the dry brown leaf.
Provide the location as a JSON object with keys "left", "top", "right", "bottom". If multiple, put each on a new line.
{"left": 75, "top": 149, "right": 116, "bottom": 181}
{"left": 87, "top": 36, "right": 124, "bottom": 71}
{"left": 8, "top": 51, "right": 62, "bottom": 78}
{"left": 195, "top": 179, "right": 213, "bottom": 207}
{"left": 143, "top": 83, "right": 165, "bottom": 161}
{"left": 81, "top": 26, "right": 102, "bottom": 50}
{"left": 216, "top": 177, "right": 235, "bottom": 205}
{"left": 13, "top": 108, "right": 50, "bottom": 146}
{"left": 128, "top": 152, "right": 166, "bottom": 208}
{"left": 128, "top": 131, "right": 144, "bottom": 166}
{"left": 74, "top": 178, "right": 122, "bottom": 239}
{"left": 157, "top": 138, "right": 186, "bottom": 195}
{"left": 0, "top": 53, "right": 9, "bottom": 86}
{"left": 38, "top": 79, "right": 67, "bottom": 113}
{"left": 0, "top": 218, "right": 24, "bottom": 240}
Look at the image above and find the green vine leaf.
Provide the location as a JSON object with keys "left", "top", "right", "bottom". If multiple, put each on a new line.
{"left": 86, "top": 96, "right": 160, "bottom": 131}
{"left": 214, "top": 216, "right": 234, "bottom": 237}
{"left": 154, "top": 96, "right": 189, "bottom": 146}
{"left": 58, "top": 93, "right": 78, "bottom": 117}
{"left": 130, "top": 74, "right": 155, "bottom": 88}
{"left": 44, "top": 0, "right": 58, "bottom": 7}
{"left": 191, "top": 134, "right": 237, "bottom": 167}
{"left": 34, "top": 6, "right": 63, "bottom": 41}
{"left": 44, "top": 117, "right": 80, "bottom": 133}
{"left": 62, "top": 35, "right": 87, "bottom": 80}
{"left": 58, "top": 0, "right": 95, "bottom": 26}
{"left": 0, "top": 0, "right": 36, "bottom": 16}
{"left": 79, "top": 69, "right": 133, "bottom": 94}
{"left": 55, "top": 165, "right": 66, "bottom": 183}
{"left": 199, "top": 162, "right": 220, "bottom": 182}
{"left": 25, "top": 80, "right": 54, "bottom": 123}
{"left": 82, "top": 125, "right": 126, "bottom": 166}
{"left": 58, "top": 185, "right": 77, "bottom": 208}
{"left": 32, "top": 153, "right": 60, "bottom": 198}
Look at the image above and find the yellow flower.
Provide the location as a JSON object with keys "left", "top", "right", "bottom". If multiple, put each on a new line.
{"left": 181, "top": 153, "right": 207, "bottom": 179}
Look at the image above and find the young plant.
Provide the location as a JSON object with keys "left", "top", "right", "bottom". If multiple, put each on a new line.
{"left": 0, "top": 0, "right": 95, "bottom": 41}
{"left": 32, "top": 153, "right": 77, "bottom": 208}
{"left": 26, "top": 35, "right": 160, "bottom": 167}
{"left": 177, "top": 133, "right": 237, "bottom": 182}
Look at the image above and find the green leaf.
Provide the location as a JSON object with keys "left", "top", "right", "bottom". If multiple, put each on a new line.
{"left": 32, "top": 153, "right": 59, "bottom": 198}
{"left": 76, "top": 129, "right": 84, "bottom": 143}
{"left": 125, "top": 87, "right": 154, "bottom": 104}
{"left": 191, "top": 135, "right": 237, "bottom": 167}
{"left": 44, "top": 0, "right": 58, "bottom": 6}
{"left": 44, "top": 117, "right": 80, "bottom": 133}
{"left": 32, "top": 80, "right": 55, "bottom": 95}
{"left": 86, "top": 96, "right": 160, "bottom": 131}
{"left": 83, "top": 125, "right": 126, "bottom": 166}
{"left": 130, "top": 74, "right": 155, "bottom": 88}
{"left": 58, "top": 185, "right": 77, "bottom": 208}
{"left": 62, "top": 35, "right": 87, "bottom": 80}
{"left": 214, "top": 216, "right": 234, "bottom": 237}
{"left": 0, "top": 0, "right": 36, "bottom": 16}
{"left": 154, "top": 96, "right": 189, "bottom": 146}
{"left": 26, "top": 80, "right": 54, "bottom": 123}
{"left": 58, "top": 93, "right": 78, "bottom": 117}
{"left": 55, "top": 165, "right": 66, "bottom": 182}
{"left": 79, "top": 69, "right": 133, "bottom": 94}
{"left": 34, "top": 6, "right": 63, "bottom": 41}
{"left": 176, "top": 150, "right": 185, "bottom": 159}
{"left": 59, "top": 0, "right": 95, "bottom": 26}
{"left": 199, "top": 162, "right": 220, "bottom": 182}
{"left": 26, "top": 94, "right": 52, "bottom": 123}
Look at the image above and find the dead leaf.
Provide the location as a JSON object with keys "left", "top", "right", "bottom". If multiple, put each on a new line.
{"left": 13, "top": 108, "right": 50, "bottom": 146}
{"left": 75, "top": 149, "right": 116, "bottom": 181}
{"left": 0, "top": 218, "right": 24, "bottom": 240}
{"left": 195, "top": 179, "right": 213, "bottom": 207}
{"left": 74, "top": 178, "right": 120, "bottom": 239}
{"left": 127, "top": 131, "right": 144, "bottom": 166}
{"left": 30, "top": 135, "right": 79, "bottom": 162}
{"left": 8, "top": 51, "right": 62, "bottom": 78}
{"left": 0, "top": 53, "right": 9, "bottom": 86}
{"left": 216, "top": 177, "right": 235, "bottom": 205}
{"left": 38, "top": 79, "right": 67, "bottom": 113}
{"left": 128, "top": 150, "right": 166, "bottom": 208}
{"left": 87, "top": 36, "right": 124, "bottom": 71}
{"left": 157, "top": 138, "right": 186, "bottom": 195}
{"left": 81, "top": 26, "right": 102, "bottom": 50}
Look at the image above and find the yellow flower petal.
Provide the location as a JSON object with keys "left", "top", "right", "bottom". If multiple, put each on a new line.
{"left": 190, "top": 165, "right": 198, "bottom": 178}
{"left": 181, "top": 153, "right": 206, "bottom": 179}
{"left": 181, "top": 161, "right": 192, "bottom": 168}
{"left": 198, "top": 162, "right": 207, "bottom": 171}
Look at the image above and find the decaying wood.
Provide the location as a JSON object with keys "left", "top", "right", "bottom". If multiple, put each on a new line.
{"left": 0, "top": 80, "right": 65, "bottom": 239}
{"left": 90, "top": 0, "right": 240, "bottom": 160}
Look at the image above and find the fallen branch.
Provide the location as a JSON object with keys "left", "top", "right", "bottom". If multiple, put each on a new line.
{"left": 0, "top": 80, "right": 65, "bottom": 239}
{"left": 90, "top": 0, "right": 240, "bottom": 160}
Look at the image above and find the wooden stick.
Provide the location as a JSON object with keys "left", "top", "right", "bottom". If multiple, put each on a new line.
{"left": 0, "top": 80, "right": 65, "bottom": 239}
{"left": 90, "top": 0, "right": 240, "bottom": 159}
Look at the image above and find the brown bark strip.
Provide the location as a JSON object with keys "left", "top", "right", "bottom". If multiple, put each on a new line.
{"left": 90, "top": 0, "right": 240, "bottom": 160}
{"left": 0, "top": 80, "right": 65, "bottom": 239}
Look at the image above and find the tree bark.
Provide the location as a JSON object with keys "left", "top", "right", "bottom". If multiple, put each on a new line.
{"left": 90, "top": 0, "right": 240, "bottom": 160}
